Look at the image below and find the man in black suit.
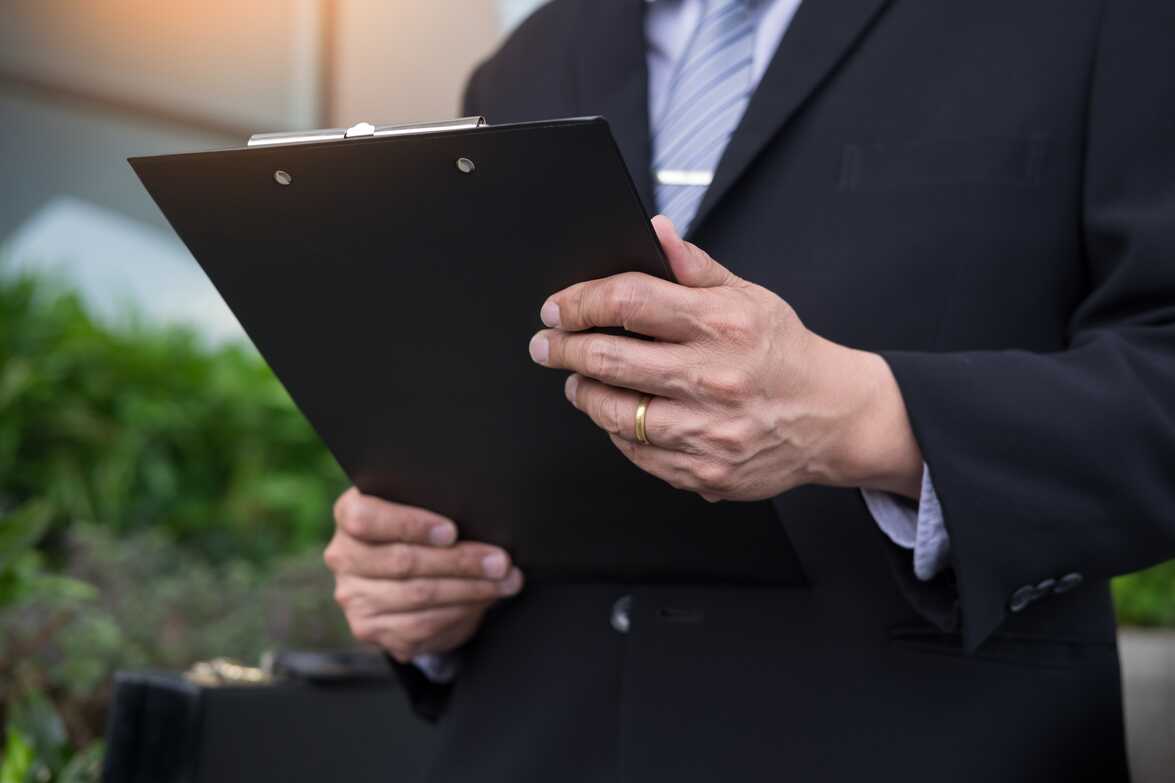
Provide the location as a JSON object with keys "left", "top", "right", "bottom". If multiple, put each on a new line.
{"left": 323, "top": 0, "right": 1175, "bottom": 779}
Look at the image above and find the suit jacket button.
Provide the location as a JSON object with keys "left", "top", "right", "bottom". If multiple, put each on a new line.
{"left": 1009, "top": 585, "right": 1037, "bottom": 612}
{"left": 1054, "top": 572, "right": 1084, "bottom": 594}
{"left": 611, "top": 595, "right": 633, "bottom": 634}
{"left": 1035, "top": 578, "right": 1057, "bottom": 593}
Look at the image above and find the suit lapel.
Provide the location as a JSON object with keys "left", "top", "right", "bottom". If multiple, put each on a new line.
{"left": 575, "top": 0, "right": 656, "bottom": 215}
{"left": 687, "top": 0, "right": 892, "bottom": 237}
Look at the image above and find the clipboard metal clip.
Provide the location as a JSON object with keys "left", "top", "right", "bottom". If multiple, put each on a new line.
{"left": 247, "top": 116, "right": 487, "bottom": 148}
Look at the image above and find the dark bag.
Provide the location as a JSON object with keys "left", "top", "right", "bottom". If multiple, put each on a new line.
{"left": 100, "top": 650, "right": 437, "bottom": 783}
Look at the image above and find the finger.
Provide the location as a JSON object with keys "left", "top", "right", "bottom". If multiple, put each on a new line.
{"left": 610, "top": 434, "right": 742, "bottom": 499}
{"left": 539, "top": 271, "right": 703, "bottom": 341}
{"left": 340, "top": 568, "right": 525, "bottom": 613}
{"left": 351, "top": 603, "right": 493, "bottom": 661}
{"left": 531, "top": 329, "right": 692, "bottom": 398}
{"left": 326, "top": 538, "right": 514, "bottom": 580}
{"left": 378, "top": 603, "right": 497, "bottom": 662}
{"left": 565, "top": 374, "right": 697, "bottom": 452}
{"left": 421, "top": 608, "right": 492, "bottom": 657}
{"left": 334, "top": 488, "right": 458, "bottom": 546}
{"left": 607, "top": 431, "right": 697, "bottom": 486}
{"left": 651, "top": 215, "right": 738, "bottom": 289}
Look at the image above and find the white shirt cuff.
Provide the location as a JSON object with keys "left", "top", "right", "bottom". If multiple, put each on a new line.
{"left": 412, "top": 652, "right": 461, "bottom": 684}
{"left": 861, "top": 464, "right": 951, "bottom": 581}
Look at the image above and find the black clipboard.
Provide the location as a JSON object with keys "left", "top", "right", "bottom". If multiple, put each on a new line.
{"left": 130, "top": 116, "right": 805, "bottom": 585}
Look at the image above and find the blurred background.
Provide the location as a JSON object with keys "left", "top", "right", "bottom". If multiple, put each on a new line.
{"left": 1, "top": 0, "right": 542, "bottom": 340}
{"left": 0, "top": 1, "right": 1171, "bottom": 782}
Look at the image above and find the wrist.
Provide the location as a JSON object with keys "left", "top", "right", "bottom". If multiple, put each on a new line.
{"left": 810, "top": 343, "right": 923, "bottom": 498}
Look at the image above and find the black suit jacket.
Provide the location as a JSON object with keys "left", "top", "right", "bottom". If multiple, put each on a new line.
{"left": 402, "top": 1, "right": 1175, "bottom": 780}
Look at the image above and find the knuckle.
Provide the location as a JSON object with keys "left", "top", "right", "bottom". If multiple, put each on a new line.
{"left": 704, "top": 420, "right": 753, "bottom": 461}
{"left": 389, "top": 643, "right": 417, "bottom": 662}
{"left": 408, "top": 579, "right": 439, "bottom": 607}
{"left": 322, "top": 541, "right": 345, "bottom": 572}
{"left": 568, "top": 285, "right": 589, "bottom": 326}
{"left": 600, "top": 279, "right": 628, "bottom": 316}
{"left": 663, "top": 364, "right": 695, "bottom": 399}
{"left": 348, "top": 617, "right": 376, "bottom": 643}
{"left": 339, "top": 497, "right": 373, "bottom": 538}
{"left": 582, "top": 335, "right": 616, "bottom": 379}
{"left": 456, "top": 547, "right": 481, "bottom": 576}
{"left": 342, "top": 511, "right": 369, "bottom": 539}
{"left": 693, "top": 459, "right": 735, "bottom": 492}
{"left": 593, "top": 391, "right": 624, "bottom": 435}
{"left": 700, "top": 367, "right": 753, "bottom": 402}
{"left": 773, "top": 294, "right": 799, "bottom": 326}
{"left": 606, "top": 277, "right": 644, "bottom": 328}
{"left": 386, "top": 544, "right": 417, "bottom": 577}
{"left": 470, "top": 580, "right": 499, "bottom": 601}
{"left": 707, "top": 308, "right": 754, "bottom": 342}
{"left": 662, "top": 459, "right": 694, "bottom": 491}
{"left": 409, "top": 613, "right": 446, "bottom": 643}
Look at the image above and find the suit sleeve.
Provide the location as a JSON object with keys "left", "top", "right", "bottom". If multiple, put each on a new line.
{"left": 881, "top": 0, "right": 1175, "bottom": 651}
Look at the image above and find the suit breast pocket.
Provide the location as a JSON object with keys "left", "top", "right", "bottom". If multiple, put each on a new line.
{"left": 837, "top": 135, "right": 1051, "bottom": 191}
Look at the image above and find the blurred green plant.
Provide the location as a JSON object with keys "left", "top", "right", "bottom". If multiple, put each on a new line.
{"left": 0, "top": 270, "right": 347, "bottom": 565}
{"left": 1, "top": 499, "right": 102, "bottom": 783}
{"left": 1, "top": 520, "right": 350, "bottom": 781}
{"left": 0, "top": 268, "right": 349, "bottom": 778}
{"left": 1113, "top": 561, "right": 1175, "bottom": 627}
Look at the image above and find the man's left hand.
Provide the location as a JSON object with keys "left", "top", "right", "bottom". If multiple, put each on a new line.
{"left": 529, "top": 216, "right": 923, "bottom": 502}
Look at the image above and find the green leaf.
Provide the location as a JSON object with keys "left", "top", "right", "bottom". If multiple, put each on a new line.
{"left": 1113, "top": 559, "right": 1175, "bottom": 627}
{"left": 0, "top": 501, "right": 53, "bottom": 571}
{"left": 57, "top": 742, "right": 104, "bottom": 783}
{"left": 8, "top": 690, "right": 69, "bottom": 769}
{"left": 0, "top": 551, "right": 95, "bottom": 608}
{"left": 0, "top": 726, "right": 34, "bottom": 783}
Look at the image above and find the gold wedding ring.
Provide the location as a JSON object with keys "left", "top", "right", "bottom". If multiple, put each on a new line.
{"left": 634, "top": 394, "right": 654, "bottom": 445}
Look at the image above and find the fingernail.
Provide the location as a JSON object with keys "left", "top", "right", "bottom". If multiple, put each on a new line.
{"left": 528, "top": 334, "right": 549, "bottom": 365}
{"left": 498, "top": 569, "right": 523, "bottom": 595}
{"left": 429, "top": 523, "right": 456, "bottom": 546}
{"left": 564, "top": 374, "right": 579, "bottom": 405}
{"left": 540, "top": 300, "right": 561, "bottom": 328}
{"left": 482, "top": 551, "right": 509, "bottom": 579}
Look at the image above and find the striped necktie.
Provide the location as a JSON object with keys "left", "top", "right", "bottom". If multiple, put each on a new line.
{"left": 652, "top": 0, "right": 757, "bottom": 235}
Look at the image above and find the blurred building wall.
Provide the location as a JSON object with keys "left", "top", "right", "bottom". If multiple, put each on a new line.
{"left": 0, "top": 0, "right": 546, "bottom": 337}
{"left": 333, "top": 0, "right": 501, "bottom": 125}
{"left": 0, "top": 0, "right": 327, "bottom": 136}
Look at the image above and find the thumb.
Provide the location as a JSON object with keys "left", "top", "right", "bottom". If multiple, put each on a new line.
{"left": 652, "top": 215, "right": 737, "bottom": 289}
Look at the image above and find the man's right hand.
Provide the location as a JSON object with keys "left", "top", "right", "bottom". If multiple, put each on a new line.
{"left": 325, "top": 487, "right": 523, "bottom": 662}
